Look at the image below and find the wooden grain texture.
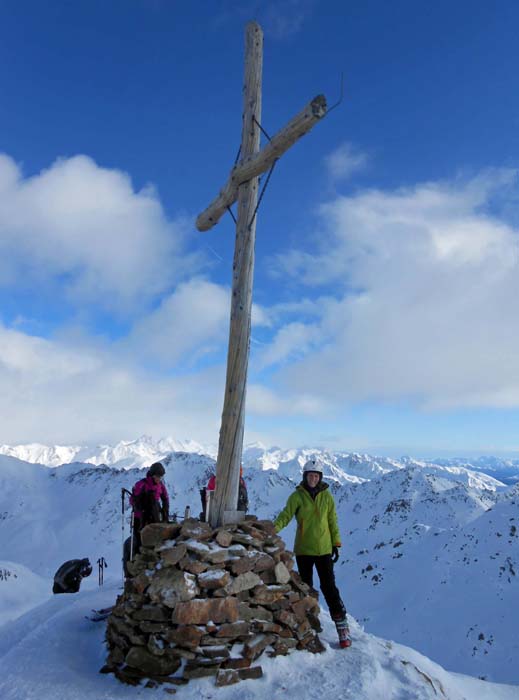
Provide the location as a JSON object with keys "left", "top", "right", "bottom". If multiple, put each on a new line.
{"left": 210, "top": 22, "right": 263, "bottom": 528}
{"left": 196, "top": 94, "right": 327, "bottom": 232}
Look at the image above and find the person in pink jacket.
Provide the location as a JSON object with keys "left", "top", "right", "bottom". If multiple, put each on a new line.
{"left": 130, "top": 462, "right": 170, "bottom": 539}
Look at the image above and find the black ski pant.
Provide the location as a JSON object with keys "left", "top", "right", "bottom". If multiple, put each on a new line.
{"left": 131, "top": 518, "right": 144, "bottom": 552}
{"left": 296, "top": 554, "right": 347, "bottom": 621}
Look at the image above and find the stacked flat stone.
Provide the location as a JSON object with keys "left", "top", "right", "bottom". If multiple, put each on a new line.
{"left": 104, "top": 516, "right": 325, "bottom": 688}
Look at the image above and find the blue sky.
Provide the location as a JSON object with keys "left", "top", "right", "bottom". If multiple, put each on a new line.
{"left": 1, "top": 0, "right": 519, "bottom": 456}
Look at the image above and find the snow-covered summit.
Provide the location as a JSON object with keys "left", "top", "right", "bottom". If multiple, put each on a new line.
{"left": 0, "top": 435, "right": 215, "bottom": 469}
{"left": 0, "top": 583, "right": 517, "bottom": 700}
{"left": 1, "top": 440, "right": 518, "bottom": 686}
{"left": 2, "top": 436, "right": 518, "bottom": 486}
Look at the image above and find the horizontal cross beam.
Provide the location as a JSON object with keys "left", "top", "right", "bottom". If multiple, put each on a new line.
{"left": 196, "top": 94, "right": 327, "bottom": 232}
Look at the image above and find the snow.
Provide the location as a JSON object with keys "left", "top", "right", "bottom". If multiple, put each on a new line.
{"left": 1, "top": 438, "right": 519, "bottom": 693}
{"left": 184, "top": 539, "right": 211, "bottom": 554}
{"left": 0, "top": 583, "right": 517, "bottom": 700}
{"left": 0, "top": 561, "right": 51, "bottom": 626}
{"left": 0, "top": 435, "right": 215, "bottom": 469}
{"left": 2, "top": 435, "right": 515, "bottom": 487}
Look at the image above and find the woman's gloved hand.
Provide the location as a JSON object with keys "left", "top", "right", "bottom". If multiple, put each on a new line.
{"left": 331, "top": 546, "right": 340, "bottom": 563}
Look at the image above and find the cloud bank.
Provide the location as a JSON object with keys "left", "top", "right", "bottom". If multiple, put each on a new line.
{"left": 270, "top": 169, "right": 519, "bottom": 410}
{"left": 0, "top": 154, "right": 197, "bottom": 315}
{"left": 2, "top": 152, "right": 519, "bottom": 447}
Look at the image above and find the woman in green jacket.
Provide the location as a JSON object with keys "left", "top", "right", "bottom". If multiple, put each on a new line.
{"left": 274, "top": 459, "right": 351, "bottom": 648}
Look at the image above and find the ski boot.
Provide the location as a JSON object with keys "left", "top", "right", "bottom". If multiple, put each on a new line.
{"left": 334, "top": 617, "right": 352, "bottom": 648}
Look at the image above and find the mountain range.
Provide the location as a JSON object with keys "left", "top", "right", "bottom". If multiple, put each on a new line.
{"left": 0, "top": 435, "right": 518, "bottom": 686}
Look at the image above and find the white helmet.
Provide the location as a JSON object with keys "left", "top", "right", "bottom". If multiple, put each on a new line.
{"left": 302, "top": 459, "right": 323, "bottom": 475}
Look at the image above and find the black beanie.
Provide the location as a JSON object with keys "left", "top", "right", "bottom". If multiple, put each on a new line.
{"left": 148, "top": 462, "right": 165, "bottom": 478}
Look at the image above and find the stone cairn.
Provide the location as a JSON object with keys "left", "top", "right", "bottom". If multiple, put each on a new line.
{"left": 104, "top": 516, "right": 325, "bottom": 690}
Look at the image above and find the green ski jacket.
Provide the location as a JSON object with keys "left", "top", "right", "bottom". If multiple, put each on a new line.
{"left": 274, "top": 482, "right": 342, "bottom": 556}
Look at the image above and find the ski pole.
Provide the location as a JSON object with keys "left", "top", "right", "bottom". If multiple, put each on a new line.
{"left": 121, "top": 488, "right": 126, "bottom": 584}
{"left": 130, "top": 509, "right": 135, "bottom": 562}
{"left": 97, "top": 557, "right": 107, "bottom": 586}
{"left": 121, "top": 488, "right": 133, "bottom": 583}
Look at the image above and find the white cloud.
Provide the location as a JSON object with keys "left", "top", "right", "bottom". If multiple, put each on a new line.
{"left": 0, "top": 321, "right": 225, "bottom": 444}
{"left": 123, "top": 277, "right": 230, "bottom": 367}
{"left": 251, "top": 302, "right": 273, "bottom": 328}
{"left": 247, "top": 384, "right": 328, "bottom": 416}
{"left": 324, "top": 142, "right": 369, "bottom": 182}
{"left": 6, "top": 149, "right": 519, "bottom": 446}
{"left": 256, "top": 320, "right": 322, "bottom": 368}
{"left": 270, "top": 169, "right": 519, "bottom": 410}
{"left": 0, "top": 154, "right": 198, "bottom": 315}
{"left": 0, "top": 324, "right": 101, "bottom": 381}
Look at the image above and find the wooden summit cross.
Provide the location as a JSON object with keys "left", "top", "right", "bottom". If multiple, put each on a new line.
{"left": 197, "top": 21, "right": 327, "bottom": 528}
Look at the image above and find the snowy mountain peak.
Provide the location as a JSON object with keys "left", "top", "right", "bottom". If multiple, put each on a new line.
{"left": 1, "top": 442, "right": 519, "bottom": 685}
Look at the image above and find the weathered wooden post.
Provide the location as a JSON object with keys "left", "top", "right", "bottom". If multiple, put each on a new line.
{"left": 197, "top": 21, "right": 328, "bottom": 527}
{"left": 208, "top": 22, "right": 262, "bottom": 527}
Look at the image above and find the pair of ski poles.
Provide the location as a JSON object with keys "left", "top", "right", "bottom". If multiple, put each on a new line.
{"left": 97, "top": 557, "right": 107, "bottom": 586}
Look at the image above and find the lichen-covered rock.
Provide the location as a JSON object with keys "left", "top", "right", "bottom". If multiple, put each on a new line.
{"left": 221, "top": 657, "right": 252, "bottom": 670}
{"left": 180, "top": 518, "right": 213, "bottom": 541}
{"left": 147, "top": 634, "right": 165, "bottom": 656}
{"left": 225, "top": 571, "right": 262, "bottom": 595}
{"left": 202, "top": 645, "right": 230, "bottom": 660}
{"left": 278, "top": 607, "right": 302, "bottom": 625}
{"left": 130, "top": 571, "right": 152, "bottom": 594}
{"left": 178, "top": 555, "right": 208, "bottom": 574}
{"left": 215, "top": 621, "right": 250, "bottom": 637}
{"left": 252, "top": 620, "right": 282, "bottom": 634}
{"left": 197, "top": 569, "right": 230, "bottom": 589}
{"left": 259, "top": 569, "right": 277, "bottom": 585}
{"left": 238, "top": 666, "right": 263, "bottom": 680}
{"left": 290, "top": 595, "right": 319, "bottom": 620}
{"left": 251, "top": 584, "right": 286, "bottom": 605}
{"left": 231, "top": 533, "right": 262, "bottom": 548}
{"left": 252, "top": 552, "right": 276, "bottom": 572}
{"left": 253, "top": 520, "right": 277, "bottom": 536}
{"left": 163, "top": 625, "right": 204, "bottom": 648}
{"left": 274, "top": 561, "right": 291, "bottom": 584}
{"left": 172, "top": 597, "right": 239, "bottom": 625}
{"left": 160, "top": 543, "right": 187, "bottom": 567}
{"left": 215, "top": 669, "right": 240, "bottom": 686}
{"left": 280, "top": 550, "right": 295, "bottom": 569}
{"left": 242, "top": 634, "right": 276, "bottom": 660}
{"left": 230, "top": 556, "right": 256, "bottom": 575}
{"left": 148, "top": 568, "right": 199, "bottom": 608}
{"left": 215, "top": 529, "right": 233, "bottom": 547}
{"left": 140, "top": 522, "right": 181, "bottom": 548}
{"left": 183, "top": 659, "right": 221, "bottom": 679}
{"left": 125, "top": 647, "right": 181, "bottom": 676}
{"left": 237, "top": 602, "right": 273, "bottom": 622}
{"left": 185, "top": 539, "right": 229, "bottom": 564}
{"left": 131, "top": 604, "right": 170, "bottom": 622}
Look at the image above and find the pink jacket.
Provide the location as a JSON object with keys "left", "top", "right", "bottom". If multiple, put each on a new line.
{"left": 130, "top": 476, "right": 169, "bottom": 519}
